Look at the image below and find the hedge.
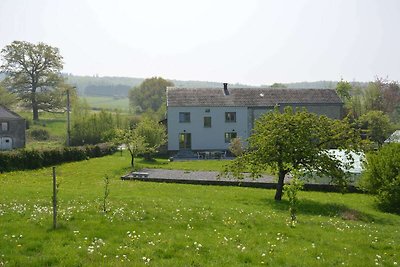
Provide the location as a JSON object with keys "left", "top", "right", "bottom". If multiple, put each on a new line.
{"left": 0, "top": 143, "right": 117, "bottom": 172}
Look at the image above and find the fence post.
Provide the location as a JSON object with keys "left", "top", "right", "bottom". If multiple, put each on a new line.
{"left": 52, "top": 166, "right": 57, "bottom": 229}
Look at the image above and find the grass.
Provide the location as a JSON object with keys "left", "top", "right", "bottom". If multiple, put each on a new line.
{"left": 83, "top": 96, "right": 129, "bottom": 112}
{"left": 0, "top": 153, "right": 399, "bottom": 266}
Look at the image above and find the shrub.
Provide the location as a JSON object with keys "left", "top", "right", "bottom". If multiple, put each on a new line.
{"left": 359, "top": 143, "right": 400, "bottom": 213}
{"left": 0, "top": 143, "right": 117, "bottom": 173}
{"left": 30, "top": 128, "right": 50, "bottom": 141}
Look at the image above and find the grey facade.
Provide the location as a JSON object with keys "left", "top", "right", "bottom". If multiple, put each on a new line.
{"left": 166, "top": 86, "right": 343, "bottom": 152}
{"left": 0, "top": 105, "right": 26, "bottom": 150}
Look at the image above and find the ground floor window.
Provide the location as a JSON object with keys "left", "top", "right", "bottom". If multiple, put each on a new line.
{"left": 224, "top": 132, "right": 237, "bottom": 143}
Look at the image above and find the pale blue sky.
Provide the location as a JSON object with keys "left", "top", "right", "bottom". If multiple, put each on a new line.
{"left": 1, "top": 0, "right": 399, "bottom": 85}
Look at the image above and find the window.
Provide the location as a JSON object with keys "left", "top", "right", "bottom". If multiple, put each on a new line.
{"left": 225, "top": 132, "right": 237, "bottom": 143}
{"left": 1, "top": 122, "right": 8, "bottom": 132}
{"left": 179, "top": 112, "right": 190, "bottom": 123}
{"left": 204, "top": 117, "right": 211, "bottom": 128}
{"left": 225, "top": 112, "right": 236, "bottom": 123}
{"left": 205, "top": 108, "right": 210, "bottom": 113}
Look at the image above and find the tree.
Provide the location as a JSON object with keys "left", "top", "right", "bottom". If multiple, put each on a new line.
{"left": 114, "top": 129, "right": 149, "bottom": 168}
{"left": 0, "top": 84, "right": 17, "bottom": 108}
{"left": 134, "top": 117, "right": 167, "bottom": 160}
{"left": 129, "top": 77, "right": 174, "bottom": 114}
{"left": 0, "top": 41, "right": 63, "bottom": 121}
{"left": 359, "top": 143, "right": 400, "bottom": 213}
{"left": 223, "top": 107, "right": 360, "bottom": 201}
{"left": 228, "top": 137, "right": 245, "bottom": 156}
{"left": 270, "top": 83, "right": 287, "bottom": 89}
{"left": 335, "top": 79, "right": 352, "bottom": 102}
{"left": 356, "top": 110, "right": 392, "bottom": 147}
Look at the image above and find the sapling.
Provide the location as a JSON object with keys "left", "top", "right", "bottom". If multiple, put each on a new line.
{"left": 102, "top": 175, "right": 110, "bottom": 213}
{"left": 283, "top": 173, "right": 304, "bottom": 228}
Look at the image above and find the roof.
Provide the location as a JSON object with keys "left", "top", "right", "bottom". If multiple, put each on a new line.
{"left": 167, "top": 87, "right": 343, "bottom": 107}
{"left": 0, "top": 105, "right": 23, "bottom": 120}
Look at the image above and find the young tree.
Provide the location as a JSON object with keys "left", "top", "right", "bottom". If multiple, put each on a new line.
{"left": 223, "top": 107, "right": 360, "bottom": 201}
{"left": 335, "top": 78, "right": 352, "bottom": 102}
{"left": 114, "top": 129, "right": 149, "bottom": 169}
{"left": 129, "top": 77, "right": 174, "bottom": 114}
{"left": 134, "top": 117, "right": 167, "bottom": 160}
{"left": 0, "top": 41, "right": 63, "bottom": 121}
{"left": 356, "top": 110, "right": 392, "bottom": 147}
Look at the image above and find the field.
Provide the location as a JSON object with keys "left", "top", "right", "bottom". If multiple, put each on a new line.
{"left": 0, "top": 152, "right": 399, "bottom": 266}
{"left": 82, "top": 96, "right": 130, "bottom": 112}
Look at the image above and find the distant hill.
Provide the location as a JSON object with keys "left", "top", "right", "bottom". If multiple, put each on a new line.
{"left": 64, "top": 74, "right": 253, "bottom": 97}
{"left": 2, "top": 73, "right": 369, "bottom": 97}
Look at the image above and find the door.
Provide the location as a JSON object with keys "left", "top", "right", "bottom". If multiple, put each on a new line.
{"left": 0, "top": 137, "right": 12, "bottom": 150}
{"left": 179, "top": 133, "right": 191, "bottom": 150}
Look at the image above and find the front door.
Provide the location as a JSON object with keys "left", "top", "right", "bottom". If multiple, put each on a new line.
{"left": 0, "top": 137, "right": 12, "bottom": 150}
{"left": 179, "top": 133, "right": 191, "bottom": 150}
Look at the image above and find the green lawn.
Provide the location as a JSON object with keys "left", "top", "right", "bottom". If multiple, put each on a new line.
{"left": 0, "top": 153, "right": 399, "bottom": 266}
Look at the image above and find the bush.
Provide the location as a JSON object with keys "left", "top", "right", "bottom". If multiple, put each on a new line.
{"left": 30, "top": 128, "right": 50, "bottom": 141}
{"left": 0, "top": 143, "right": 117, "bottom": 173}
{"left": 359, "top": 143, "right": 400, "bottom": 213}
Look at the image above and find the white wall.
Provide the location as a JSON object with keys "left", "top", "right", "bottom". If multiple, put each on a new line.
{"left": 167, "top": 106, "right": 248, "bottom": 151}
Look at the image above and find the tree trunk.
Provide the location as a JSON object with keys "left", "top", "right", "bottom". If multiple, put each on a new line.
{"left": 274, "top": 170, "right": 286, "bottom": 201}
{"left": 131, "top": 155, "right": 134, "bottom": 169}
{"left": 31, "top": 86, "right": 39, "bottom": 121}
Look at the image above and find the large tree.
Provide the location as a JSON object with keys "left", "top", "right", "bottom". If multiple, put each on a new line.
{"left": 0, "top": 41, "right": 64, "bottom": 120}
{"left": 223, "top": 107, "right": 361, "bottom": 200}
{"left": 129, "top": 77, "right": 174, "bottom": 114}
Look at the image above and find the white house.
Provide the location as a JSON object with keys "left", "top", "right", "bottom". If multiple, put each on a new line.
{"left": 166, "top": 84, "right": 343, "bottom": 153}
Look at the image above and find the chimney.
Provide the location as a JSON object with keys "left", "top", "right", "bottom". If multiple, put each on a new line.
{"left": 223, "top": 83, "right": 229, "bottom": 95}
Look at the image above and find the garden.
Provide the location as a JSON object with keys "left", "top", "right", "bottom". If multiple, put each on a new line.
{"left": 0, "top": 152, "right": 399, "bottom": 266}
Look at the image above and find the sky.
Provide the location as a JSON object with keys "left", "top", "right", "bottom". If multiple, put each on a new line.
{"left": 1, "top": 0, "right": 400, "bottom": 86}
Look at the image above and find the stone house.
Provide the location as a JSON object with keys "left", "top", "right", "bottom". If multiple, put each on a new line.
{"left": 0, "top": 105, "right": 26, "bottom": 150}
{"left": 166, "top": 84, "right": 343, "bottom": 153}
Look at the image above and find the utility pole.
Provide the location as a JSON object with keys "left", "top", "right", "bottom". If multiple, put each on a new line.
{"left": 66, "top": 88, "right": 71, "bottom": 146}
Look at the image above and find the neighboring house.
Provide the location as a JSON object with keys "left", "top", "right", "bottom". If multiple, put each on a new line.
{"left": 166, "top": 84, "right": 343, "bottom": 152}
{"left": 0, "top": 105, "right": 26, "bottom": 150}
{"left": 385, "top": 130, "right": 400, "bottom": 144}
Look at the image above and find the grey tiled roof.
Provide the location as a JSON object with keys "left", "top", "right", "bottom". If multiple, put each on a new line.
{"left": 0, "top": 105, "right": 23, "bottom": 119}
{"left": 167, "top": 87, "right": 342, "bottom": 107}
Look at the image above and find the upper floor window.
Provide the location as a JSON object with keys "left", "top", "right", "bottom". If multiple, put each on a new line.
{"left": 224, "top": 132, "right": 237, "bottom": 143}
{"left": 1, "top": 122, "right": 8, "bottom": 132}
{"left": 179, "top": 112, "right": 190, "bottom": 123}
{"left": 204, "top": 117, "right": 211, "bottom": 128}
{"left": 225, "top": 112, "right": 236, "bottom": 123}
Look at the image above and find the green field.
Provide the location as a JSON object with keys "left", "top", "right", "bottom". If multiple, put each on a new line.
{"left": 83, "top": 96, "right": 130, "bottom": 112}
{"left": 0, "top": 152, "right": 399, "bottom": 266}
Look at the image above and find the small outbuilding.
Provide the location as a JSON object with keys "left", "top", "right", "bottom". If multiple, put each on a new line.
{"left": 0, "top": 105, "right": 26, "bottom": 150}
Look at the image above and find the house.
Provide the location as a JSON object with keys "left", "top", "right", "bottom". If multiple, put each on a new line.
{"left": 0, "top": 105, "right": 26, "bottom": 150}
{"left": 166, "top": 84, "right": 343, "bottom": 153}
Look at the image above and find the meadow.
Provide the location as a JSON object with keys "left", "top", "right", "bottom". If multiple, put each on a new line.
{"left": 82, "top": 96, "right": 130, "bottom": 112}
{"left": 0, "top": 152, "right": 399, "bottom": 266}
